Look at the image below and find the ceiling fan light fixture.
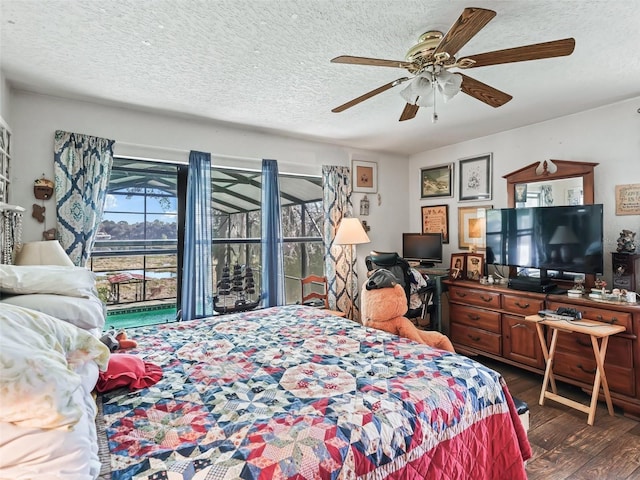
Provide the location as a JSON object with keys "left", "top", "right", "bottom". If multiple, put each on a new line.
{"left": 400, "top": 76, "right": 433, "bottom": 105}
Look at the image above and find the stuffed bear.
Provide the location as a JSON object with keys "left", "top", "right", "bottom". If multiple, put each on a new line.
{"left": 361, "top": 269, "right": 455, "bottom": 353}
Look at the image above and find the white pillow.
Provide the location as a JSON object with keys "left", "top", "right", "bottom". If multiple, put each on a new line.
{"left": 0, "top": 304, "right": 110, "bottom": 430}
{"left": 1, "top": 293, "right": 106, "bottom": 332}
{"left": 0, "top": 265, "right": 97, "bottom": 298}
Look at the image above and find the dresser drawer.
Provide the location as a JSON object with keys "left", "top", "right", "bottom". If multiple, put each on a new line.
{"left": 553, "top": 331, "right": 633, "bottom": 369}
{"left": 502, "top": 294, "right": 545, "bottom": 316}
{"left": 547, "top": 300, "right": 633, "bottom": 334}
{"left": 449, "top": 286, "right": 501, "bottom": 309}
{"left": 552, "top": 351, "right": 635, "bottom": 397}
{"left": 450, "top": 303, "right": 501, "bottom": 333}
{"left": 451, "top": 323, "right": 501, "bottom": 355}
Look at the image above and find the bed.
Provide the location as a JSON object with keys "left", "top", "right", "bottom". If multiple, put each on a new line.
{"left": 99, "top": 304, "right": 531, "bottom": 479}
{"left": 0, "top": 265, "right": 110, "bottom": 479}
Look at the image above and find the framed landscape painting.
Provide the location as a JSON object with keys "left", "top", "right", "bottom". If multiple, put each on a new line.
{"left": 420, "top": 163, "right": 453, "bottom": 199}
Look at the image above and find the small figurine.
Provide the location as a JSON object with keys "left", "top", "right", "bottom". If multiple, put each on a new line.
{"left": 616, "top": 229, "right": 637, "bottom": 253}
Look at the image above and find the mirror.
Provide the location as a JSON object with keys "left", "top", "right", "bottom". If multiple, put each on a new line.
{"left": 504, "top": 160, "right": 598, "bottom": 208}
{"left": 515, "top": 176, "right": 583, "bottom": 208}
{"left": 503, "top": 159, "right": 600, "bottom": 287}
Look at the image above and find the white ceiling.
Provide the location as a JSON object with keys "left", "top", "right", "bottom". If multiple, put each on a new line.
{"left": 1, "top": 0, "right": 639, "bottom": 156}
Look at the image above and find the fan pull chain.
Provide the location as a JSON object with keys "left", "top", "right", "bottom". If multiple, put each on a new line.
{"left": 431, "top": 73, "right": 438, "bottom": 124}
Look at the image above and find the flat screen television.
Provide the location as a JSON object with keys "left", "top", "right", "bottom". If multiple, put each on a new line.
{"left": 485, "top": 204, "right": 604, "bottom": 275}
{"left": 402, "top": 233, "right": 443, "bottom": 267}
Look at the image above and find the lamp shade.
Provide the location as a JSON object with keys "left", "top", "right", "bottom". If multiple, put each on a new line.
{"left": 334, "top": 218, "right": 370, "bottom": 246}
{"left": 549, "top": 225, "right": 579, "bottom": 244}
{"left": 15, "top": 240, "right": 74, "bottom": 266}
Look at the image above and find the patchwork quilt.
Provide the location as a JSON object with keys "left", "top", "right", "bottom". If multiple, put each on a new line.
{"left": 101, "top": 305, "right": 530, "bottom": 479}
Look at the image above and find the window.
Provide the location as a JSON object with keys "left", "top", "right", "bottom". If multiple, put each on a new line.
{"left": 211, "top": 167, "right": 324, "bottom": 304}
{"left": 92, "top": 159, "right": 324, "bottom": 311}
{"left": 92, "top": 158, "right": 179, "bottom": 306}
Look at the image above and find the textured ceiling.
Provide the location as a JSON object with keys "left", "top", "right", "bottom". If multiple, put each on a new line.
{"left": 1, "top": 0, "right": 639, "bottom": 155}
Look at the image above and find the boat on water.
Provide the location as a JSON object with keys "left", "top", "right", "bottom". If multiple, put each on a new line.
{"left": 213, "top": 264, "right": 260, "bottom": 314}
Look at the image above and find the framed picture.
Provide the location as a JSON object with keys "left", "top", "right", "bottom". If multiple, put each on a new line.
{"left": 466, "top": 253, "right": 485, "bottom": 281}
{"left": 420, "top": 163, "right": 453, "bottom": 198}
{"left": 458, "top": 205, "right": 492, "bottom": 250}
{"left": 515, "top": 183, "right": 528, "bottom": 203}
{"left": 458, "top": 153, "right": 492, "bottom": 201}
{"left": 566, "top": 187, "right": 583, "bottom": 205}
{"left": 421, "top": 204, "right": 449, "bottom": 243}
{"left": 450, "top": 253, "right": 466, "bottom": 279}
{"left": 352, "top": 160, "right": 377, "bottom": 193}
{"left": 615, "top": 183, "right": 640, "bottom": 215}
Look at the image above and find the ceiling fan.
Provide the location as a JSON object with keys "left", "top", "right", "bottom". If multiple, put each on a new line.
{"left": 330, "top": 7, "right": 575, "bottom": 123}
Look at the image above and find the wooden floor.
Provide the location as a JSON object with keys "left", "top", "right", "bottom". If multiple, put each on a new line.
{"left": 477, "top": 357, "right": 640, "bottom": 480}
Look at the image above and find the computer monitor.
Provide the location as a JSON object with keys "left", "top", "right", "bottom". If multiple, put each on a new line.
{"left": 402, "top": 233, "right": 443, "bottom": 267}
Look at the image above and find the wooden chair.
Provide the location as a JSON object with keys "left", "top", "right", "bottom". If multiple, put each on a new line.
{"left": 300, "top": 275, "right": 329, "bottom": 309}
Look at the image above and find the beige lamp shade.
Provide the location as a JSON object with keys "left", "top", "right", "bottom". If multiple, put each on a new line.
{"left": 15, "top": 240, "right": 74, "bottom": 266}
{"left": 334, "top": 218, "right": 370, "bottom": 246}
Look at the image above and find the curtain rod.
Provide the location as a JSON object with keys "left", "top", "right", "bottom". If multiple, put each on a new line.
{"left": 116, "top": 141, "right": 263, "bottom": 164}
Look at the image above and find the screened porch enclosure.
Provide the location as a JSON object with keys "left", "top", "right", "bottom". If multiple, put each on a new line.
{"left": 90, "top": 158, "right": 325, "bottom": 315}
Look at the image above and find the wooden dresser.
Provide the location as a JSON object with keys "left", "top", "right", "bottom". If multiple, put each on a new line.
{"left": 444, "top": 279, "right": 640, "bottom": 419}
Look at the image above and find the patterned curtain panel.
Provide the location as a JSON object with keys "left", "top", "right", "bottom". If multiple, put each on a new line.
{"left": 261, "top": 159, "right": 285, "bottom": 307}
{"left": 181, "top": 151, "right": 214, "bottom": 320}
{"left": 54, "top": 130, "right": 114, "bottom": 266}
{"left": 322, "top": 166, "right": 357, "bottom": 318}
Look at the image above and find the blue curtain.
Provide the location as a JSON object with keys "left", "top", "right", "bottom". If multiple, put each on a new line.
{"left": 261, "top": 159, "right": 285, "bottom": 307}
{"left": 53, "top": 130, "right": 114, "bottom": 266}
{"left": 181, "top": 151, "right": 213, "bottom": 320}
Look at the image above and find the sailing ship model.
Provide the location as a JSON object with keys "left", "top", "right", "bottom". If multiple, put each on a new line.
{"left": 213, "top": 264, "right": 260, "bottom": 314}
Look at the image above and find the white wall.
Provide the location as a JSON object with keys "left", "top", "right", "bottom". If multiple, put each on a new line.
{"left": 0, "top": 73, "right": 9, "bottom": 123}
{"left": 8, "top": 90, "right": 409, "bottom": 282}
{"left": 409, "top": 96, "right": 640, "bottom": 285}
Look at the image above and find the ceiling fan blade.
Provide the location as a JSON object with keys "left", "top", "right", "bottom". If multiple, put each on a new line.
{"left": 332, "top": 77, "right": 410, "bottom": 113}
{"left": 331, "top": 55, "right": 413, "bottom": 69}
{"left": 457, "top": 38, "right": 576, "bottom": 68}
{"left": 459, "top": 73, "right": 512, "bottom": 108}
{"left": 399, "top": 103, "right": 419, "bottom": 121}
{"left": 433, "top": 8, "right": 496, "bottom": 59}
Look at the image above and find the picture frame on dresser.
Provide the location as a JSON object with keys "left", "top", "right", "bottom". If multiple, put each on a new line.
{"left": 465, "top": 253, "right": 484, "bottom": 281}
{"left": 450, "top": 253, "right": 466, "bottom": 279}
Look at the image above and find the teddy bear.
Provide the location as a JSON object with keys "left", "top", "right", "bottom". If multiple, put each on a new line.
{"left": 360, "top": 269, "right": 455, "bottom": 353}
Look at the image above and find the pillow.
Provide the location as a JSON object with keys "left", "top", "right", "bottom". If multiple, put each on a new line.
{"left": 1, "top": 293, "right": 106, "bottom": 332}
{"left": 96, "top": 353, "right": 163, "bottom": 393}
{"left": 0, "top": 265, "right": 97, "bottom": 298}
{"left": 0, "top": 304, "right": 110, "bottom": 430}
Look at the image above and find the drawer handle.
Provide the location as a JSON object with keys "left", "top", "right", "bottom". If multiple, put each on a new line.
{"left": 595, "top": 314, "right": 618, "bottom": 324}
{"left": 513, "top": 323, "right": 528, "bottom": 329}
{"left": 455, "top": 291, "right": 467, "bottom": 298}
{"left": 577, "top": 364, "right": 596, "bottom": 375}
{"left": 515, "top": 302, "right": 530, "bottom": 309}
{"left": 480, "top": 295, "right": 493, "bottom": 303}
{"left": 467, "top": 314, "right": 481, "bottom": 321}
{"left": 467, "top": 334, "right": 481, "bottom": 342}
